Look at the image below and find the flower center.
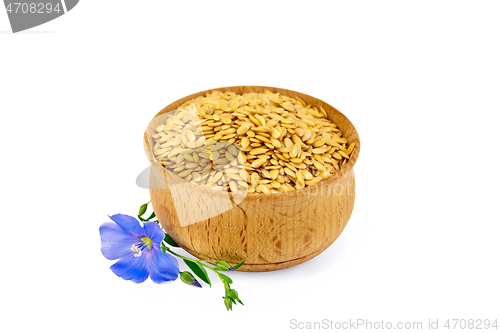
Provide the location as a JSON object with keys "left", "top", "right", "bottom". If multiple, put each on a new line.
{"left": 131, "top": 237, "right": 153, "bottom": 257}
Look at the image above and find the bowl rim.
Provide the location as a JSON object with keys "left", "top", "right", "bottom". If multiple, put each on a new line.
{"left": 143, "top": 85, "right": 360, "bottom": 201}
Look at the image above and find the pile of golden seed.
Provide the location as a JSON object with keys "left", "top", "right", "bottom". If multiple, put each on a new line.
{"left": 151, "top": 90, "right": 355, "bottom": 194}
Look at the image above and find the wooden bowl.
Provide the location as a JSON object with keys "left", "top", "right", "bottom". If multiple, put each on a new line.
{"left": 143, "top": 86, "right": 360, "bottom": 271}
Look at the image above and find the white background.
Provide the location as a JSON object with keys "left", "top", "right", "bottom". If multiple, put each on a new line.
{"left": 1, "top": 1, "right": 499, "bottom": 332}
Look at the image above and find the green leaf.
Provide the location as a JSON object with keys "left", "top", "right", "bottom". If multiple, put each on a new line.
{"left": 161, "top": 245, "right": 168, "bottom": 253}
{"left": 138, "top": 203, "right": 148, "bottom": 217}
{"left": 184, "top": 260, "right": 211, "bottom": 287}
{"left": 231, "top": 259, "right": 246, "bottom": 270}
{"left": 163, "top": 234, "right": 180, "bottom": 247}
{"left": 145, "top": 212, "right": 156, "bottom": 221}
{"left": 219, "top": 273, "right": 233, "bottom": 285}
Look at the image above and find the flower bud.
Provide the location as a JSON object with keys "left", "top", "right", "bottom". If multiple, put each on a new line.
{"left": 228, "top": 289, "right": 244, "bottom": 305}
{"left": 228, "top": 289, "right": 239, "bottom": 300}
{"left": 224, "top": 296, "right": 233, "bottom": 311}
{"left": 180, "top": 271, "right": 201, "bottom": 288}
{"left": 215, "top": 260, "right": 234, "bottom": 271}
{"left": 138, "top": 203, "right": 148, "bottom": 217}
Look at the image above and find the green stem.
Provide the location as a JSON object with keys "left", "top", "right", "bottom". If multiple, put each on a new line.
{"left": 200, "top": 262, "right": 223, "bottom": 277}
{"left": 164, "top": 246, "right": 192, "bottom": 261}
{"left": 159, "top": 223, "right": 238, "bottom": 311}
{"left": 164, "top": 244, "right": 224, "bottom": 278}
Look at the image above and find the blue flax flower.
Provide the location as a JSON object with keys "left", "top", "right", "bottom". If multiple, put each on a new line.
{"left": 99, "top": 214, "right": 179, "bottom": 283}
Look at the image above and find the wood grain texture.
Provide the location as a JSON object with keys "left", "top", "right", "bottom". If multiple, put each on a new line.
{"left": 144, "top": 86, "right": 360, "bottom": 271}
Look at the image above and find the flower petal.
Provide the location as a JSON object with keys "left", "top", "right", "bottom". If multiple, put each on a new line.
{"left": 145, "top": 248, "right": 179, "bottom": 283}
{"left": 143, "top": 222, "right": 165, "bottom": 245}
{"left": 109, "top": 214, "right": 145, "bottom": 237}
{"left": 110, "top": 253, "right": 149, "bottom": 283}
{"left": 99, "top": 222, "right": 138, "bottom": 260}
